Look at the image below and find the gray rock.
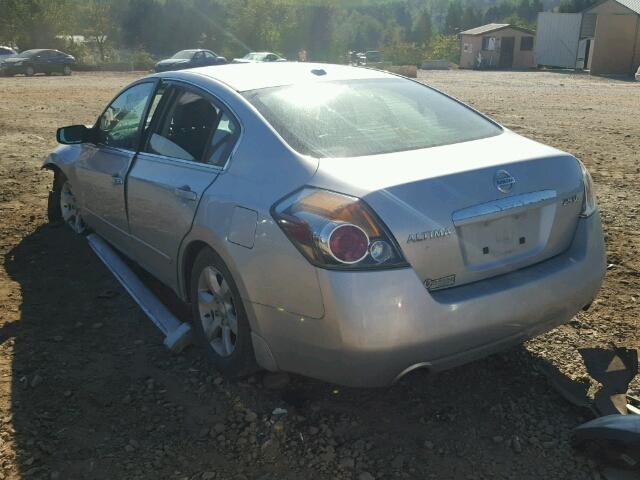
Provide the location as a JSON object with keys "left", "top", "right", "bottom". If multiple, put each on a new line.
{"left": 262, "top": 372, "right": 290, "bottom": 390}
{"left": 261, "top": 438, "right": 280, "bottom": 459}
{"left": 30, "top": 375, "right": 42, "bottom": 388}
{"left": 339, "top": 457, "right": 355, "bottom": 469}
{"left": 512, "top": 436, "right": 523, "bottom": 453}
{"left": 359, "top": 473, "right": 375, "bottom": 480}
{"left": 245, "top": 410, "right": 258, "bottom": 423}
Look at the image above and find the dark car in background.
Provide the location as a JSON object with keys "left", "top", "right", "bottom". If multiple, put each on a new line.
{"left": 154, "top": 49, "right": 226, "bottom": 73}
{"left": 0, "top": 46, "right": 17, "bottom": 60}
{"left": 0, "top": 49, "right": 75, "bottom": 76}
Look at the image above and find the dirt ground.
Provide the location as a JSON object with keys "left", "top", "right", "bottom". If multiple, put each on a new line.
{"left": 0, "top": 70, "right": 638, "bottom": 480}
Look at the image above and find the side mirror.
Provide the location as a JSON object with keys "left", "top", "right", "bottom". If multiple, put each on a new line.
{"left": 56, "top": 125, "right": 92, "bottom": 145}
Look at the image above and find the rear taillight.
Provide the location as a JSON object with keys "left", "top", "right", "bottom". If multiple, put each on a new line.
{"left": 578, "top": 160, "right": 597, "bottom": 218}
{"left": 272, "top": 187, "right": 407, "bottom": 269}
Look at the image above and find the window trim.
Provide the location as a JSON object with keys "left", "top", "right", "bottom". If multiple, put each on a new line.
{"left": 139, "top": 79, "right": 242, "bottom": 170}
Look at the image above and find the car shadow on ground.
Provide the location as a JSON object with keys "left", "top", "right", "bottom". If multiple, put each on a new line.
{"left": 3, "top": 224, "right": 596, "bottom": 479}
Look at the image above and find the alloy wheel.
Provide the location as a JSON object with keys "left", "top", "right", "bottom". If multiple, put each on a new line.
{"left": 197, "top": 266, "right": 238, "bottom": 357}
{"left": 60, "top": 181, "right": 85, "bottom": 234}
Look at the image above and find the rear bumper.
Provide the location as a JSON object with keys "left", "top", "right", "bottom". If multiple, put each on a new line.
{"left": 251, "top": 213, "right": 605, "bottom": 387}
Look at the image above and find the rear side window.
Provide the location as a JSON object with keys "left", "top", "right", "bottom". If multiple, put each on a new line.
{"left": 144, "top": 86, "right": 239, "bottom": 166}
{"left": 243, "top": 78, "right": 501, "bottom": 158}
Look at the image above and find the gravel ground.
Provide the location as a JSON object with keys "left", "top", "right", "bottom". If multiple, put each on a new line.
{"left": 0, "top": 70, "right": 638, "bottom": 480}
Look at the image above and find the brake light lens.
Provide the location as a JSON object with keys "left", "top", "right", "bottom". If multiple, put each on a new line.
{"left": 579, "top": 161, "right": 597, "bottom": 217}
{"left": 272, "top": 187, "right": 407, "bottom": 269}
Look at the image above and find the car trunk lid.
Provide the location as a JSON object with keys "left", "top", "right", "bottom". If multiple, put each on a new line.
{"left": 311, "top": 132, "right": 584, "bottom": 290}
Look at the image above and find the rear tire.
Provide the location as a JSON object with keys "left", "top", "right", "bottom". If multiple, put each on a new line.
{"left": 190, "top": 248, "right": 257, "bottom": 378}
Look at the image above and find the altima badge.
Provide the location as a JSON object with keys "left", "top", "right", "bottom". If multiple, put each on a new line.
{"left": 407, "top": 227, "right": 452, "bottom": 243}
{"left": 494, "top": 169, "right": 515, "bottom": 193}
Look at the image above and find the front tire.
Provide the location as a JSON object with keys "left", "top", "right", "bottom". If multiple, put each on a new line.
{"left": 190, "top": 248, "right": 256, "bottom": 377}
{"left": 63, "top": 65, "right": 72, "bottom": 76}
{"left": 25, "top": 66, "right": 35, "bottom": 76}
{"left": 48, "top": 172, "right": 86, "bottom": 234}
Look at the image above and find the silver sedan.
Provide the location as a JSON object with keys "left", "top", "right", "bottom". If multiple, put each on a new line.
{"left": 44, "top": 63, "right": 605, "bottom": 387}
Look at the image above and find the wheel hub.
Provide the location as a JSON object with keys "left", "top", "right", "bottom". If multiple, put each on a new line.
{"left": 197, "top": 266, "right": 238, "bottom": 357}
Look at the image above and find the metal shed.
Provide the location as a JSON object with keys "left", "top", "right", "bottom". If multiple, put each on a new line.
{"left": 534, "top": 0, "right": 640, "bottom": 75}
{"left": 534, "top": 13, "right": 583, "bottom": 68}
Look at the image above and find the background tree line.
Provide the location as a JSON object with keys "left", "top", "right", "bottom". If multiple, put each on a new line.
{"left": 0, "top": 0, "right": 590, "bottom": 67}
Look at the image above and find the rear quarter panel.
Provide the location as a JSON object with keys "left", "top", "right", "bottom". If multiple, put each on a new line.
{"left": 176, "top": 73, "right": 324, "bottom": 325}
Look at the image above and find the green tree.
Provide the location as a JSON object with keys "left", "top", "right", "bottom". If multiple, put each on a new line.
{"left": 461, "top": 5, "right": 481, "bottom": 30}
{"left": 410, "top": 10, "right": 433, "bottom": 47}
{"left": 444, "top": 0, "right": 463, "bottom": 35}
{"left": 0, "top": 0, "right": 69, "bottom": 48}
{"left": 427, "top": 34, "right": 460, "bottom": 63}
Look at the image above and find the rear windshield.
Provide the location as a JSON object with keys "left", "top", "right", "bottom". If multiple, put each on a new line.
{"left": 243, "top": 78, "right": 502, "bottom": 158}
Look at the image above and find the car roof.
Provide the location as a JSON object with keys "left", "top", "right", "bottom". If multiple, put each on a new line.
{"left": 188, "top": 62, "right": 395, "bottom": 92}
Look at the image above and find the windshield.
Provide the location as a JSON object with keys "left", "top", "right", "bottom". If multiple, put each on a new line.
{"left": 243, "top": 78, "right": 502, "bottom": 158}
{"left": 171, "top": 50, "right": 195, "bottom": 60}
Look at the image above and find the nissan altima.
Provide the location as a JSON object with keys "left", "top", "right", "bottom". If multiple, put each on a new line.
{"left": 44, "top": 63, "right": 605, "bottom": 387}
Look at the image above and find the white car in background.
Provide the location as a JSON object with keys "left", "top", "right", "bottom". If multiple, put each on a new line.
{"left": 232, "top": 52, "right": 286, "bottom": 63}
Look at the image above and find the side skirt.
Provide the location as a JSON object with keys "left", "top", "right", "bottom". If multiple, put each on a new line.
{"left": 87, "top": 233, "right": 192, "bottom": 352}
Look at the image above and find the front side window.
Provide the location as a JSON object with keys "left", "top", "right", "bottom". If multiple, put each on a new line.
{"left": 145, "top": 87, "right": 239, "bottom": 166}
{"left": 97, "top": 82, "right": 155, "bottom": 151}
{"left": 243, "top": 78, "right": 501, "bottom": 158}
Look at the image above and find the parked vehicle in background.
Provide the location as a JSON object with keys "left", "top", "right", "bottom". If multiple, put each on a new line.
{"left": 46, "top": 63, "right": 605, "bottom": 387}
{"left": 365, "top": 50, "right": 381, "bottom": 63}
{"left": 0, "top": 46, "right": 17, "bottom": 60}
{"left": 0, "top": 49, "right": 74, "bottom": 76}
{"left": 154, "top": 49, "right": 226, "bottom": 72}
{"left": 232, "top": 52, "right": 286, "bottom": 63}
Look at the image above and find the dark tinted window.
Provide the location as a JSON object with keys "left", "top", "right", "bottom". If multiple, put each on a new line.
{"left": 17, "top": 50, "right": 39, "bottom": 58}
{"left": 520, "top": 36, "right": 534, "bottom": 51}
{"left": 0, "top": 48, "right": 14, "bottom": 55}
{"left": 145, "top": 87, "right": 239, "bottom": 166}
{"left": 171, "top": 50, "right": 195, "bottom": 59}
{"left": 244, "top": 78, "right": 501, "bottom": 158}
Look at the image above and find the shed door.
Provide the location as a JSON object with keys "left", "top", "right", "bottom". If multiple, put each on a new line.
{"left": 499, "top": 37, "right": 515, "bottom": 68}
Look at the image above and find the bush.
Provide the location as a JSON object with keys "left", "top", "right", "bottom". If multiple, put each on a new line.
{"left": 425, "top": 35, "right": 460, "bottom": 64}
{"left": 380, "top": 41, "right": 423, "bottom": 66}
{"left": 130, "top": 48, "right": 155, "bottom": 70}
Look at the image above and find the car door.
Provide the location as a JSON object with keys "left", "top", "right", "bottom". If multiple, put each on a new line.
{"left": 203, "top": 51, "right": 219, "bottom": 66}
{"left": 126, "top": 82, "right": 240, "bottom": 286}
{"left": 74, "top": 80, "right": 158, "bottom": 251}
{"left": 191, "top": 51, "right": 205, "bottom": 68}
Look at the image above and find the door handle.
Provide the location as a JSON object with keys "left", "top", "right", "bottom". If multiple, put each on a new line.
{"left": 112, "top": 174, "right": 124, "bottom": 185}
{"left": 174, "top": 185, "right": 197, "bottom": 201}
